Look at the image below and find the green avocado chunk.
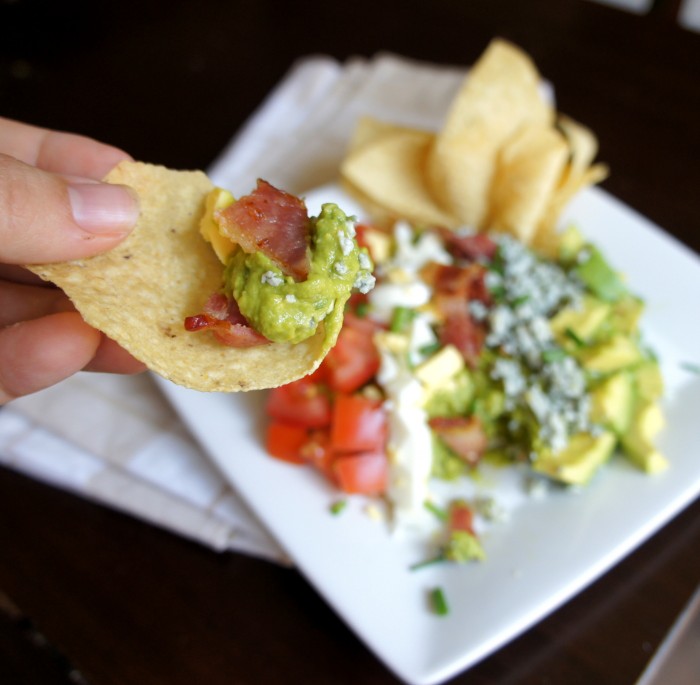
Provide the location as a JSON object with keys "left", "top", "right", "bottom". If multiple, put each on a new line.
{"left": 590, "top": 371, "right": 634, "bottom": 436}
{"left": 582, "top": 335, "right": 644, "bottom": 373}
{"left": 532, "top": 431, "right": 616, "bottom": 486}
{"left": 621, "top": 400, "right": 668, "bottom": 473}
{"left": 574, "top": 246, "right": 627, "bottom": 302}
{"left": 634, "top": 359, "right": 664, "bottom": 401}
{"left": 550, "top": 294, "right": 611, "bottom": 344}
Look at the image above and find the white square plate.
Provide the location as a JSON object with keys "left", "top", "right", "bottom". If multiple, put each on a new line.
{"left": 157, "top": 184, "right": 700, "bottom": 685}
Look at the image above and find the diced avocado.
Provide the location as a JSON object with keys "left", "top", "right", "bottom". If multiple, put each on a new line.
{"left": 575, "top": 246, "right": 627, "bottom": 302}
{"left": 611, "top": 295, "right": 645, "bottom": 336}
{"left": 633, "top": 360, "right": 664, "bottom": 402}
{"left": 532, "top": 431, "right": 616, "bottom": 486}
{"left": 558, "top": 225, "right": 586, "bottom": 263}
{"left": 582, "top": 335, "right": 643, "bottom": 373}
{"left": 444, "top": 530, "right": 486, "bottom": 562}
{"left": 621, "top": 400, "right": 668, "bottom": 473}
{"left": 417, "top": 345, "right": 465, "bottom": 397}
{"left": 550, "top": 295, "right": 611, "bottom": 344}
{"left": 590, "top": 372, "right": 634, "bottom": 435}
{"left": 424, "top": 368, "right": 474, "bottom": 419}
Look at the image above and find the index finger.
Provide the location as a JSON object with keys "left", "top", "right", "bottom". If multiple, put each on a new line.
{"left": 0, "top": 116, "right": 131, "bottom": 180}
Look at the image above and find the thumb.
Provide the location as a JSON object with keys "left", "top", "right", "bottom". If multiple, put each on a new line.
{"left": 0, "top": 153, "right": 140, "bottom": 265}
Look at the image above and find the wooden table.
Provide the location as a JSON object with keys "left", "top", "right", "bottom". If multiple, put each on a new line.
{"left": 1, "top": 1, "right": 699, "bottom": 683}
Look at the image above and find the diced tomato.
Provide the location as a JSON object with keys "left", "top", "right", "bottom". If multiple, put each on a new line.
{"left": 331, "top": 394, "right": 387, "bottom": 453}
{"left": 323, "top": 325, "right": 380, "bottom": 393}
{"left": 334, "top": 451, "right": 388, "bottom": 495}
{"left": 447, "top": 500, "right": 476, "bottom": 536}
{"left": 265, "top": 422, "right": 308, "bottom": 464}
{"left": 438, "top": 229, "right": 498, "bottom": 262}
{"left": 306, "top": 363, "right": 328, "bottom": 384}
{"left": 266, "top": 379, "right": 331, "bottom": 428}
{"left": 299, "top": 429, "right": 335, "bottom": 478}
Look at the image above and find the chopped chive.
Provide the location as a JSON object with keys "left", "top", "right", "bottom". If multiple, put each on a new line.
{"left": 512, "top": 294, "right": 530, "bottom": 308}
{"left": 489, "top": 285, "right": 506, "bottom": 302}
{"left": 430, "top": 587, "right": 450, "bottom": 616}
{"left": 680, "top": 361, "right": 700, "bottom": 375}
{"left": 329, "top": 499, "right": 347, "bottom": 515}
{"left": 390, "top": 306, "right": 416, "bottom": 333}
{"left": 355, "top": 301, "right": 370, "bottom": 317}
{"left": 418, "top": 342, "right": 442, "bottom": 357}
{"left": 564, "top": 327, "right": 585, "bottom": 347}
{"left": 409, "top": 554, "right": 446, "bottom": 571}
{"left": 424, "top": 500, "right": 448, "bottom": 521}
{"left": 542, "top": 348, "right": 567, "bottom": 363}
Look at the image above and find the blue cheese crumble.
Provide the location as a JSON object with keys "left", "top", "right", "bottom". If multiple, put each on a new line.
{"left": 482, "top": 234, "right": 593, "bottom": 454}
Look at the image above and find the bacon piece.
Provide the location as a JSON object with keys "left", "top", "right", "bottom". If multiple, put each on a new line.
{"left": 216, "top": 179, "right": 311, "bottom": 280}
{"left": 431, "top": 263, "right": 491, "bottom": 314}
{"left": 428, "top": 416, "right": 488, "bottom": 467}
{"left": 425, "top": 263, "right": 489, "bottom": 366}
{"left": 437, "top": 228, "right": 498, "bottom": 262}
{"left": 184, "top": 293, "right": 269, "bottom": 348}
{"left": 440, "top": 311, "right": 485, "bottom": 367}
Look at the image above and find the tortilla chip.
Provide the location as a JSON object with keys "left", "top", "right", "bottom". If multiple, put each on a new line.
{"left": 486, "top": 124, "right": 569, "bottom": 244}
{"left": 345, "top": 115, "right": 412, "bottom": 155}
{"left": 427, "top": 38, "right": 554, "bottom": 226}
{"left": 28, "top": 161, "right": 344, "bottom": 392}
{"left": 341, "top": 128, "right": 457, "bottom": 227}
{"left": 533, "top": 115, "right": 609, "bottom": 253}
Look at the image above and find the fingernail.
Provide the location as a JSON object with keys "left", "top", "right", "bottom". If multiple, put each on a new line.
{"left": 68, "top": 182, "right": 140, "bottom": 235}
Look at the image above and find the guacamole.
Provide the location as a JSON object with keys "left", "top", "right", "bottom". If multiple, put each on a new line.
{"left": 226, "top": 203, "right": 374, "bottom": 344}
{"left": 197, "top": 185, "right": 375, "bottom": 346}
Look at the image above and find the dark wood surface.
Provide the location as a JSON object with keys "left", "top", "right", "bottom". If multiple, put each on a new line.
{"left": 1, "top": 1, "right": 699, "bottom": 683}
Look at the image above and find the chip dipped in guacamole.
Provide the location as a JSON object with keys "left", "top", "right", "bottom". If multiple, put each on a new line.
{"left": 186, "top": 179, "right": 375, "bottom": 347}
{"left": 28, "top": 162, "right": 374, "bottom": 393}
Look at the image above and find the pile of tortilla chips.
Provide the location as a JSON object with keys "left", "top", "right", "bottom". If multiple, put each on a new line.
{"left": 29, "top": 163, "right": 344, "bottom": 393}
{"left": 341, "top": 39, "right": 608, "bottom": 252}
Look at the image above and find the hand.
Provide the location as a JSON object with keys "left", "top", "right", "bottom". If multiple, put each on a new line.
{"left": 0, "top": 116, "right": 146, "bottom": 404}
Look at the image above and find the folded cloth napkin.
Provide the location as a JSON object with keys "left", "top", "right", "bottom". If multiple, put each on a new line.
{"left": 0, "top": 52, "right": 473, "bottom": 562}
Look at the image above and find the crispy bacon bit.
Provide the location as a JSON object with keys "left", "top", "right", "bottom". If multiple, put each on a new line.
{"left": 428, "top": 416, "right": 488, "bottom": 467}
{"left": 216, "top": 179, "right": 311, "bottom": 280}
{"left": 440, "top": 312, "right": 485, "bottom": 368}
{"left": 437, "top": 229, "right": 498, "bottom": 262}
{"left": 184, "top": 293, "right": 269, "bottom": 348}
{"left": 426, "top": 263, "right": 489, "bottom": 366}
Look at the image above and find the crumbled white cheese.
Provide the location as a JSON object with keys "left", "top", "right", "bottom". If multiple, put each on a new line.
{"left": 353, "top": 271, "right": 376, "bottom": 294}
{"left": 368, "top": 281, "right": 430, "bottom": 322}
{"left": 338, "top": 229, "right": 355, "bottom": 256}
{"left": 261, "top": 270, "right": 283, "bottom": 287}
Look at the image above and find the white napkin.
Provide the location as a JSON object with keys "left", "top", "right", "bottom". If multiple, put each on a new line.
{"left": 0, "top": 53, "right": 472, "bottom": 561}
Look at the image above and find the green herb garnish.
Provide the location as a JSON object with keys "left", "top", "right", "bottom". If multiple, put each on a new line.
{"left": 418, "top": 342, "right": 442, "bottom": 357}
{"left": 564, "top": 327, "right": 585, "bottom": 347}
{"left": 542, "top": 348, "right": 568, "bottom": 363}
{"left": 409, "top": 555, "right": 446, "bottom": 571}
{"left": 390, "top": 306, "right": 416, "bottom": 333}
{"left": 354, "top": 301, "right": 370, "bottom": 318}
{"left": 424, "top": 500, "right": 447, "bottom": 521}
{"left": 430, "top": 587, "right": 449, "bottom": 616}
{"left": 329, "top": 500, "right": 348, "bottom": 515}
